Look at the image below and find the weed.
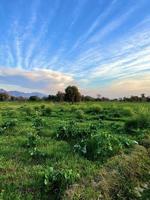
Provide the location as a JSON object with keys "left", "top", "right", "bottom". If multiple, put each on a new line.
{"left": 40, "top": 167, "right": 80, "bottom": 199}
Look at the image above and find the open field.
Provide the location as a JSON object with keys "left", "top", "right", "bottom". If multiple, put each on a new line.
{"left": 0, "top": 101, "right": 150, "bottom": 200}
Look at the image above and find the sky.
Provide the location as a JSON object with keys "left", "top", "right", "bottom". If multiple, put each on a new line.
{"left": 0, "top": 0, "right": 150, "bottom": 98}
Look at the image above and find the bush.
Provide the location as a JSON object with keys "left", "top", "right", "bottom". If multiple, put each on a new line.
{"left": 86, "top": 105, "right": 102, "bottom": 114}
{"left": 0, "top": 119, "right": 18, "bottom": 134}
{"left": 99, "top": 107, "right": 133, "bottom": 120}
{"left": 32, "top": 117, "right": 46, "bottom": 134}
{"left": 21, "top": 106, "right": 34, "bottom": 115}
{"left": 124, "top": 113, "right": 150, "bottom": 134}
{"left": 41, "top": 107, "right": 52, "bottom": 116}
{"left": 75, "top": 109, "right": 85, "bottom": 119}
{"left": 2, "top": 119, "right": 18, "bottom": 129}
{"left": 74, "top": 132, "right": 137, "bottom": 161}
{"left": 56, "top": 121, "right": 98, "bottom": 141}
{"left": 41, "top": 167, "right": 80, "bottom": 199}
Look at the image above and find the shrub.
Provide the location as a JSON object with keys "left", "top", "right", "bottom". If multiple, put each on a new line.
{"left": 41, "top": 107, "right": 52, "bottom": 116}
{"left": 56, "top": 121, "right": 98, "bottom": 141}
{"left": 0, "top": 119, "right": 18, "bottom": 134}
{"left": 41, "top": 167, "right": 80, "bottom": 199}
{"left": 2, "top": 119, "right": 18, "bottom": 129}
{"left": 32, "top": 117, "right": 46, "bottom": 134}
{"left": 75, "top": 109, "right": 85, "bottom": 119}
{"left": 74, "top": 132, "right": 137, "bottom": 161}
{"left": 21, "top": 106, "right": 34, "bottom": 115}
{"left": 109, "top": 123, "right": 124, "bottom": 134}
{"left": 124, "top": 113, "right": 150, "bottom": 134}
{"left": 86, "top": 105, "right": 102, "bottom": 114}
{"left": 99, "top": 107, "right": 133, "bottom": 120}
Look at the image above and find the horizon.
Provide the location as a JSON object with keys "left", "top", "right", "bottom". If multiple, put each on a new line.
{"left": 0, "top": 0, "right": 150, "bottom": 98}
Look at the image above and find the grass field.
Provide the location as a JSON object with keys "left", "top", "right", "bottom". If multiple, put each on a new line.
{"left": 0, "top": 101, "right": 150, "bottom": 200}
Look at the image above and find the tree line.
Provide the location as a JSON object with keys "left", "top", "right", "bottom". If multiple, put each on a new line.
{"left": 0, "top": 86, "right": 150, "bottom": 102}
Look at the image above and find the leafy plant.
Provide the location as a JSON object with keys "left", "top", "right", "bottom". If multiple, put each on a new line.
{"left": 74, "top": 132, "right": 137, "bottom": 161}
{"left": 26, "top": 132, "right": 38, "bottom": 148}
{"left": 0, "top": 119, "right": 18, "bottom": 134}
{"left": 41, "top": 167, "right": 80, "bottom": 199}
{"left": 32, "top": 117, "right": 46, "bottom": 134}
{"left": 41, "top": 107, "right": 52, "bottom": 116}
{"left": 26, "top": 133, "right": 46, "bottom": 160}
{"left": 2, "top": 119, "right": 18, "bottom": 129}
{"left": 56, "top": 121, "right": 98, "bottom": 140}
{"left": 75, "top": 109, "right": 85, "bottom": 119}
{"left": 86, "top": 105, "right": 102, "bottom": 114}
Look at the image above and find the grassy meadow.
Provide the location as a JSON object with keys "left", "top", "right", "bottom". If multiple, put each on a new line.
{"left": 0, "top": 101, "right": 150, "bottom": 200}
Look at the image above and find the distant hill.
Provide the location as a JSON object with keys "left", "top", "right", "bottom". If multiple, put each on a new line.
{"left": 0, "top": 89, "right": 46, "bottom": 98}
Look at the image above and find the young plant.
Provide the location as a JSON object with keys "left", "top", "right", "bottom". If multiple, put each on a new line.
{"left": 41, "top": 167, "right": 80, "bottom": 199}
{"left": 26, "top": 132, "right": 38, "bottom": 148}
{"left": 32, "top": 117, "right": 46, "bottom": 134}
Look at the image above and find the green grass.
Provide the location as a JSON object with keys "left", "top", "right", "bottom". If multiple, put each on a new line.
{"left": 0, "top": 101, "right": 150, "bottom": 200}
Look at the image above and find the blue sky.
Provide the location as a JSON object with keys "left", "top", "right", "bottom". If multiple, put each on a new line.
{"left": 0, "top": 0, "right": 150, "bottom": 97}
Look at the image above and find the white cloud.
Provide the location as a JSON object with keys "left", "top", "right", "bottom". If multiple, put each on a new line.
{"left": 0, "top": 67, "right": 75, "bottom": 94}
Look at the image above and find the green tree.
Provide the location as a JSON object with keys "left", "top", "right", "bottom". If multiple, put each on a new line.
{"left": 29, "top": 96, "right": 40, "bottom": 101}
{"left": 0, "top": 93, "right": 10, "bottom": 101}
{"left": 56, "top": 91, "right": 65, "bottom": 102}
{"left": 65, "top": 86, "right": 81, "bottom": 103}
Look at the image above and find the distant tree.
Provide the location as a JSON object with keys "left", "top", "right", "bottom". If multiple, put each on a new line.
{"left": 97, "top": 94, "right": 101, "bottom": 100}
{"left": 141, "top": 93, "right": 146, "bottom": 102}
{"left": 29, "top": 96, "right": 40, "bottom": 101}
{"left": 56, "top": 91, "right": 65, "bottom": 102}
{"left": 65, "top": 86, "right": 81, "bottom": 103}
{"left": 0, "top": 93, "right": 10, "bottom": 101}
{"left": 47, "top": 95, "right": 57, "bottom": 101}
{"left": 82, "top": 95, "right": 95, "bottom": 101}
{"left": 17, "top": 96, "right": 27, "bottom": 101}
{"left": 10, "top": 96, "right": 17, "bottom": 101}
{"left": 141, "top": 93, "right": 145, "bottom": 98}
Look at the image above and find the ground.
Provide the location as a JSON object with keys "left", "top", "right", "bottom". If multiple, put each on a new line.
{"left": 0, "top": 101, "right": 150, "bottom": 200}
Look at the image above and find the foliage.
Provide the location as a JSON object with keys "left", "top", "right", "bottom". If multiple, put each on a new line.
{"left": 74, "top": 132, "right": 138, "bottom": 161}
{"left": 26, "top": 132, "right": 38, "bottom": 148}
{"left": 56, "top": 121, "right": 98, "bottom": 140}
{"left": 0, "top": 119, "right": 18, "bottom": 134}
{"left": 41, "top": 167, "right": 80, "bottom": 199}
{"left": 75, "top": 109, "right": 85, "bottom": 119}
{"left": 0, "top": 93, "right": 10, "bottom": 101}
{"left": 29, "top": 96, "right": 40, "bottom": 101}
{"left": 124, "top": 113, "right": 150, "bottom": 134}
{"left": 65, "top": 86, "right": 81, "bottom": 103}
{"left": 86, "top": 105, "right": 102, "bottom": 114}
{"left": 41, "top": 107, "right": 52, "bottom": 116}
{"left": 32, "top": 117, "right": 46, "bottom": 134}
{"left": 2, "top": 119, "right": 18, "bottom": 129}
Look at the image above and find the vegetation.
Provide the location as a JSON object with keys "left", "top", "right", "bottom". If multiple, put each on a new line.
{"left": 0, "top": 101, "right": 150, "bottom": 199}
